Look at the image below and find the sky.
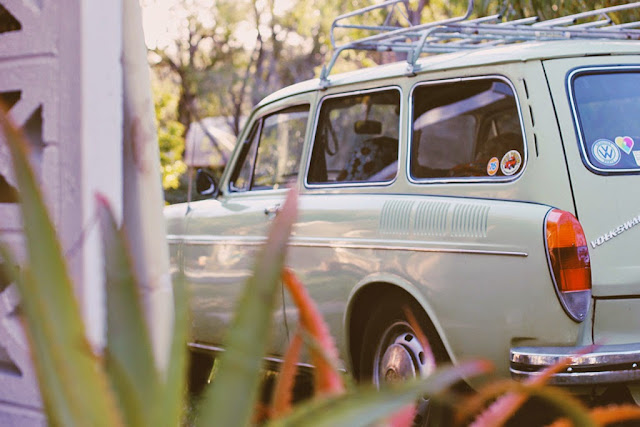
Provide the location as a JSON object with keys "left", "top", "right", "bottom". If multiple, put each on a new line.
{"left": 141, "top": 0, "right": 199, "bottom": 49}
{"left": 141, "top": 0, "right": 297, "bottom": 50}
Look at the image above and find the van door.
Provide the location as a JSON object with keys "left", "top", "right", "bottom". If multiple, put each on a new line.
{"left": 184, "top": 103, "right": 311, "bottom": 356}
{"left": 544, "top": 58, "right": 640, "bottom": 297}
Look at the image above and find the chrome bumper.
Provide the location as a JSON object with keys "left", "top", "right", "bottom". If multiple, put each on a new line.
{"left": 510, "top": 343, "right": 640, "bottom": 385}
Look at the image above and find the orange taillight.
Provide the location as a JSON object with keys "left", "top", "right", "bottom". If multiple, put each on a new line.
{"left": 545, "top": 209, "right": 591, "bottom": 322}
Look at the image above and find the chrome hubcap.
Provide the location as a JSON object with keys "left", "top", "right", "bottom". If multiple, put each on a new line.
{"left": 381, "top": 343, "right": 416, "bottom": 383}
{"left": 373, "top": 321, "right": 436, "bottom": 388}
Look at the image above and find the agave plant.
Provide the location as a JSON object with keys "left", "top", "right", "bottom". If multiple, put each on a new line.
{"left": 0, "top": 106, "right": 495, "bottom": 426}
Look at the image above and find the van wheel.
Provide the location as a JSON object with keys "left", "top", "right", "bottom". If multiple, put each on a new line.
{"left": 188, "top": 351, "right": 214, "bottom": 396}
{"left": 358, "top": 300, "right": 443, "bottom": 426}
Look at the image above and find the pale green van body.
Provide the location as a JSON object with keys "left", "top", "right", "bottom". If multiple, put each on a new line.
{"left": 165, "top": 40, "right": 640, "bottom": 393}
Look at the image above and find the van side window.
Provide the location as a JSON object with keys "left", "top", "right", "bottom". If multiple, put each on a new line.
{"left": 411, "top": 79, "right": 524, "bottom": 180}
{"left": 308, "top": 89, "right": 400, "bottom": 184}
{"left": 230, "top": 105, "right": 309, "bottom": 191}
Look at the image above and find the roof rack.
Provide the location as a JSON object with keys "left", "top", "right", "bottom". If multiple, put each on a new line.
{"left": 319, "top": 0, "right": 640, "bottom": 85}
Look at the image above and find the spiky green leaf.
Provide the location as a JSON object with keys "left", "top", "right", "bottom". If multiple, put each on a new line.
{"left": 516, "top": 384, "right": 597, "bottom": 427}
{"left": 97, "top": 195, "right": 161, "bottom": 426}
{"left": 270, "top": 360, "right": 492, "bottom": 427}
{"left": 161, "top": 267, "right": 189, "bottom": 425}
{"left": 0, "top": 110, "right": 122, "bottom": 426}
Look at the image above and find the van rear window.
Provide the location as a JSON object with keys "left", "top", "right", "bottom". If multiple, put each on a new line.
{"left": 570, "top": 69, "right": 640, "bottom": 173}
{"left": 410, "top": 78, "right": 524, "bottom": 181}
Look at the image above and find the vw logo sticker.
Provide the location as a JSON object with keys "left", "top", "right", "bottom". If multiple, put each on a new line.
{"left": 592, "top": 139, "right": 621, "bottom": 166}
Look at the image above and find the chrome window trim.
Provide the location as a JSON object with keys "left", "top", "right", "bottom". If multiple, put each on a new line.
{"left": 304, "top": 86, "right": 403, "bottom": 189}
{"left": 407, "top": 75, "right": 528, "bottom": 185}
{"left": 567, "top": 65, "right": 640, "bottom": 175}
{"left": 229, "top": 119, "right": 263, "bottom": 193}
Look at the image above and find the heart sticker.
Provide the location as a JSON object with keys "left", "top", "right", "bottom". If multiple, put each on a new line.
{"left": 615, "top": 136, "right": 634, "bottom": 155}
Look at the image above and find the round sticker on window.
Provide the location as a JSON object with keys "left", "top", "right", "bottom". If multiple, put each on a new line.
{"left": 487, "top": 157, "right": 499, "bottom": 176}
{"left": 500, "top": 150, "right": 521, "bottom": 176}
{"left": 592, "top": 139, "right": 621, "bottom": 165}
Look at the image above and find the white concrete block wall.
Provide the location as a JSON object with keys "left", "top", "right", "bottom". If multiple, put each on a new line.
{"left": 0, "top": 0, "right": 123, "bottom": 424}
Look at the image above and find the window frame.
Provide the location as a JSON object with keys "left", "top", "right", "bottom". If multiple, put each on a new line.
{"left": 304, "top": 86, "right": 403, "bottom": 189}
{"left": 567, "top": 65, "right": 640, "bottom": 176}
{"left": 228, "top": 119, "right": 262, "bottom": 193}
{"left": 407, "top": 75, "right": 527, "bottom": 185}
{"left": 227, "top": 103, "right": 311, "bottom": 193}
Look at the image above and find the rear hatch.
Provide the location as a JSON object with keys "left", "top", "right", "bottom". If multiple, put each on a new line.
{"left": 544, "top": 56, "right": 640, "bottom": 297}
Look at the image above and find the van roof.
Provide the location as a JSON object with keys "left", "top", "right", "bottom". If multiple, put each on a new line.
{"left": 258, "top": 39, "right": 639, "bottom": 107}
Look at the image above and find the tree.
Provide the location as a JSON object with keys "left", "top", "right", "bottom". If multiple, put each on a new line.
{"left": 148, "top": 0, "right": 376, "bottom": 205}
{"left": 153, "top": 77, "right": 186, "bottom": 191}
{"left": 149, "top": 0, "right": 245, "bottom": 202}
{"left": 150, "top": 0, "right": 243, "bottom": 131}
{"left": 150, "top": 0, "right": 374, "bottom": 137}
{"left": 215, "top": 0, "right": 373, "bottom": 135}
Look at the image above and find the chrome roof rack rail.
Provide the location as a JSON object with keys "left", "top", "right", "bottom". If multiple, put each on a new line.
{"left": 319, "top": 0, "right": 640, "bottom": 87}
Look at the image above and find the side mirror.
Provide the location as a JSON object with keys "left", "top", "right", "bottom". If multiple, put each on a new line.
{"left": 195, "top": 169, "right": 219, "bottom": 198}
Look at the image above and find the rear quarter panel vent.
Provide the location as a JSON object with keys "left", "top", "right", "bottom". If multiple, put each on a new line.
{"left": 379, "top": 200, "right": 415, "bottom": 235}
{"left": 414, "top": 201, "right": 449, "bottom": 237}
{"left": 451, "top": 204, "right": 490, "bottom": 238}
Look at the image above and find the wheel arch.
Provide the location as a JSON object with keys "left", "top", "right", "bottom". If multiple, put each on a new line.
{"left": 345, "top": 273, "right": 455, "bottom": 379}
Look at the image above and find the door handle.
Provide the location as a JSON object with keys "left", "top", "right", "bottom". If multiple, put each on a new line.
{"left": 264, "top": 204, "right": 281, "bottom": 218}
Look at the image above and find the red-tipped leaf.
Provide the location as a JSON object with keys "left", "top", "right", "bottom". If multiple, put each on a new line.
{"left": 282, "top": 268, "right": 345, "bottom": 396}
{"left": 271, "top": 330, "right": 304, "bottom": 418}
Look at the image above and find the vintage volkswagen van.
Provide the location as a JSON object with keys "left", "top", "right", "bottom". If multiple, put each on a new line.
{"left": 165, "top": 1, "right": 640, "bottom": 408}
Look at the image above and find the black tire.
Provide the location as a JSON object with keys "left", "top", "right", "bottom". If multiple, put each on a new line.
{"left": 188, "top": 351, "right": 214, "bottom": 396}
{"left": 358, "top": 297, "right": 448, "bottom": 426}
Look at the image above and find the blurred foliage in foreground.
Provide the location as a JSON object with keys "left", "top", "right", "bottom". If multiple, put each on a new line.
{"left": 3, "top": 109, "right": 640, "bottom": 425}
